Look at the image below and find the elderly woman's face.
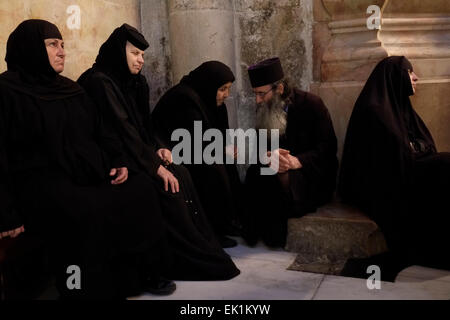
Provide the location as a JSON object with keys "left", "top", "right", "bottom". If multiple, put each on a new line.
{"left": 408, "top": 69, "right": 418, "bottom": 94}
{"left": 45, "top": 38, "right": 65, "bottom": 73}
{"left": 126, "top": 41, "right": 145, "bottom": 75}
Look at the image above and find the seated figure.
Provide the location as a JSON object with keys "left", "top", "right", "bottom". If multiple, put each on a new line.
{"left": 151, "top": 60, "right": 244, "bottom": 248}
{"left": 78, "top": 24, "right": 240, "bottom": 281}
{"left": 339, "top": 56, "right": 450, "bottom": 280}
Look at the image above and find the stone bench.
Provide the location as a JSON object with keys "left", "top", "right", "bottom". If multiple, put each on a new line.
{"left": 285, "top": 202, "right": 388, "bottom": 275}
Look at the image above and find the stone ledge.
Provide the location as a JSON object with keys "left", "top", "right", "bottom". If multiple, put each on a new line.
{"left": 285, "top": 202, "right": 387, "bottom": 275}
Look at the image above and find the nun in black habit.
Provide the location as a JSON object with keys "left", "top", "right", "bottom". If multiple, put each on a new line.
{"left": 78, "top": 24, "right": 239, "bottom": 281}
{"left": 151, "top": 61, "right": 244, "bottom": 248}
{"left": 339, "top": 56, "right": 450, "bottom": 280}
{"left": 0, "top": 19, "right": 175, "bottom": 299}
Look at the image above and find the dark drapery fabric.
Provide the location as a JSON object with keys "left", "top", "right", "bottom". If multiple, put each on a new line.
{"left": 151, "top": 61, "right": 242, "bottom": 238}
{"left": 338, "top": 56, "right": 449, "bottom": 269}
{"left": 0, "top": 20, "right": 171, "bottom": 299}
{"left": 78, "top": 33, "right": 239, "bottom": 280}
{"left": 244, "top": 88, "right": 338, "bottom": 247}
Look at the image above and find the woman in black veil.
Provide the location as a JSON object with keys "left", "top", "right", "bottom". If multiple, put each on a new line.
{"left": 339, "top": 56, "right": 450, "bottom": 280}
{"left": 151, "top": 61, "right": 244, "bottom": 248}
{"left": 78, "top": 24, "right": 240, "bottom": 281}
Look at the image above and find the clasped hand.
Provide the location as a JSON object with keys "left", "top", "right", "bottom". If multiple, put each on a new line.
{"left": 267, "top": 148, "right": 302, "bottom": 173}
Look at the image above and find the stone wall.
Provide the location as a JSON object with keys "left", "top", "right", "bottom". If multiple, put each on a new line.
{"left": 140, "top": 0, "right": 314, "bottom": 131}
{"left": 0, "top": 0, "right": 140, "bottom": 81}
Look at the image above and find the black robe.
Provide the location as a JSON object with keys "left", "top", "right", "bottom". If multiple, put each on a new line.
{"left": 151, "top": 62, "right": 242, "bottom": 239}
{"left": 0, "top": 20, "right": 171, "bottom": 299}
{"left": 338, "top": 56, "right": 450, "bottom": 269}
{"left": 244, "top": 88, "right": 338, "bottom": 247}
{"left": 77, "top": 28, "right": 239, "bottom": 280}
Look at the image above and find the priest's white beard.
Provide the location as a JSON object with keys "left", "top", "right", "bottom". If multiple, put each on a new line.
{"left": 255, "top": 93, "right": 287, "bottom": 137}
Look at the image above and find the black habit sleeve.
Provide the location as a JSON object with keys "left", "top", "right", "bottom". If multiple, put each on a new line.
{"left": 83, "top": 74, "right": 162, "bottom": 177}
{"left": 137, "top": 76, "right": 166, "bottom": 151}
{"left": 0, "top": 101, "right": 22, "bottom": 232}
{"left": 81, "top": 94, "right": 128, "bottom": 170}
{"left": 152, "top": 88, "right": 206, "bottom": 151}
{"left": 291, "top": 92, "right": 337, "bottom": 174}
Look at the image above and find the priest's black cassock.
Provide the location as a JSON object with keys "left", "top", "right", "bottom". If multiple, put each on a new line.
{"left": 151, "top": 61, "right": 242, "bottom": 242}
{"left": 78, "top": 25, "right": 239, "bottom": 280}
{"left": 244, "top": 90, "right": 338, "bottom": 247}
{"left": 339, "top": 56, "right": 450, "bottom": 271}
{"left": 0, "top": 20, "right": 171, "bottom": 299}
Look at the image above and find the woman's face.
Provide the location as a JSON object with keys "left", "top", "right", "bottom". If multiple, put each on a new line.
{"left": 126, "top": 41, "right": 145, "bottom": 75}
{"left": 216, "top": 82, "right": 232, "bottom": 106}
{"left": 45, "top": 38, "right": 65, "bottom": 73}
{"left": 408, "top": 69, "right": 418, "bottom": 94}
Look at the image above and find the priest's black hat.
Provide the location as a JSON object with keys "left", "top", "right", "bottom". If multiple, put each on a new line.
{"left": 248, "top": 57, "right": 284, "bottom": 88}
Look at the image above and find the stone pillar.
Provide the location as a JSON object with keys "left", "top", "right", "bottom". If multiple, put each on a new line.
{"left": 313, "top": 0, "right": 387, "bottom": 160}
{"left": 167, "top": 0, "right": 238, "bottom": 127}
{"left": 140, "top": 0, "right": 172, "bottom": 109}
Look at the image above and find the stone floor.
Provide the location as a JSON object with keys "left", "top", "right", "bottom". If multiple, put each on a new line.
{"left": 128, "top": 237, "right": 450, "bottom": 301}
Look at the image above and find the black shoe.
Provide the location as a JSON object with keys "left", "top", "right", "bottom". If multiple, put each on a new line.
{"left": 144, "top": 277, "right": 176, "bottom": 295}
{"left": 224, "top": 220, "right": 244, "bottom": 237}
{"left": 240, "top": 225, "right": 258, "bottom": 247}
{"left": 340, "top": 252, "right": 411, "bottom": 282}
{"left": 219, "top": 236, "right": 238, "bottom": 248}
{"left": 340, "top": 258, "right": 369, "bottom": 279}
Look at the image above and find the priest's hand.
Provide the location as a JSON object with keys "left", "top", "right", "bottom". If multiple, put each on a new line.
{"left": 267, "top": 149, "right": 302, "bottom": 173}
{"left": 287, "top": 153, "right": 302, "bottom": 170}
{"left": 0, "top": 225, "right": 25, "bottom": 239}
{"left": 110, "top": 167, "right": 128, "bottom": 185}
{"left": 156, "top": 148, "right": 173, "bottom": 165}
{"left": 157, "top": 165, "right": 180, "bottom": 193}
{"left": 267, "top": 149, "right": 290, "bottom": 173}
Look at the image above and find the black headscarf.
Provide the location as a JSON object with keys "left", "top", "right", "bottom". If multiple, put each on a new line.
{"left": 179, "top": 61, "right": 235, "bottom": 130}
{"left": 90, "top": 23, "right": 149, "bottom": 86}
{"left": 77, "top": 23, "right": 151, "bottom": 117}
{"left": 0, "top": 19, "right": 82, "bottom": 100}
{"left": 180, "top": 61, "right": 235, "bottom": 110}
{"left": 338, "top": 56, "right": 436, "bottom": 241}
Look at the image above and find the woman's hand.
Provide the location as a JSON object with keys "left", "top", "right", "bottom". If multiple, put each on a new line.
{"left": 156, "top": 148, "right": 173, "bottom": 166}
{"left": 0, "top": 225, "right": 25, "bottom": 240}
{"left": 110, "top": 167, "right": 128, "bottom": 185}
{"left": 157, "top": 165, "right": 179, "bottom": 193}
